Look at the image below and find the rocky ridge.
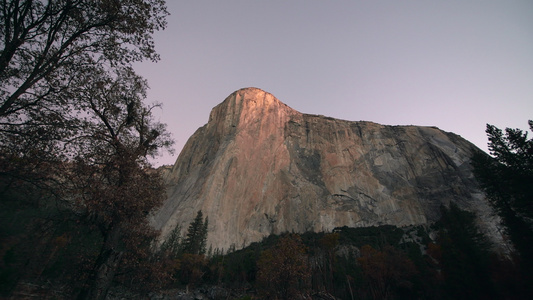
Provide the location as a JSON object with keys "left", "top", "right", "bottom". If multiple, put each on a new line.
{"left": 152, "top": 87, "right": 500, "bottom": 251}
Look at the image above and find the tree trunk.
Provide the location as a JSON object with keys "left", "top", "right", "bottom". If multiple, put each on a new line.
{"left": 78, "top": 222, "right": 123, "bottom": 300}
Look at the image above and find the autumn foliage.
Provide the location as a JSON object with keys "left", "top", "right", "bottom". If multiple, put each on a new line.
{"left": 257, "top": 234, "right": 311, "bottom": 299}
{"left": 357, "top": 245, "right": 417, "bottom": 299}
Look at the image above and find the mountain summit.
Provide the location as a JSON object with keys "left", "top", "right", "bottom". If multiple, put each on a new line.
{"left": 153, "top": 88, "right": 499, "bottom": 251}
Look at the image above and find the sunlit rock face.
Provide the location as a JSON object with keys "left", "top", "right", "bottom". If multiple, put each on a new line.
{"left": 152, "top": 87, "right": 499, "bottom": 251}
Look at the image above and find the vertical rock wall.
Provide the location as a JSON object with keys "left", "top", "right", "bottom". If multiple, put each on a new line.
{"left": 153, "top": 87, "right": 499, "bottom": 251}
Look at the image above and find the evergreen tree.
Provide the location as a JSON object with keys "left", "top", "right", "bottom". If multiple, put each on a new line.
{"left": 200, "top": 216, "right": 209, "bottom": 255}
{"left": 160, "top": 224, "right": 182, "bottom": 259}
{"left": 176, "top": 211, "right": 209, "bottom": 289}
{"left": 472, "top": 122, "right": 533, "bottom": 258}
{"left": 433, "top": 203, "right": 496, "bottom": 299}
{"left": 182, "top": 210, "right": 208, "bottom": 255}
{"left": 472, "top": 121, "right": 533, "bottom": 220}
{"left": 472, "top": 120, "right": 533, "bottom": 296}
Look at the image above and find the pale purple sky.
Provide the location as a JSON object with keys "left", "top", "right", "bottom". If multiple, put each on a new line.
{"left": 135, "top": 1, "right": 533, "bottom": 167}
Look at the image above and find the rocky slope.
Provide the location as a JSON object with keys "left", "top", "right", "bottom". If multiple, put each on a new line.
{"left": 152, "top": 87, "right": 500, "bottom": 251}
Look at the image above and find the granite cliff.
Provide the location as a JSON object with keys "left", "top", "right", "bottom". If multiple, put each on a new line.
{"left": 153, "top": 87, "right": 500, "bottom": 251}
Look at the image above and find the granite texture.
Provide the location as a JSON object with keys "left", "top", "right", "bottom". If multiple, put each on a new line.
{"left": 152, "top": 88, "right": 500, "bottom": 251}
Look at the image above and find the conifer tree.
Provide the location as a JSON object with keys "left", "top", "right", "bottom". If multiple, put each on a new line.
{"left": 433, "top": 203, "right": 495, "bottom": 299}
{"left": 472, "top": 120, "right": 533, "bottom": 296}
{"left": 160, "top": 224, "right": 182, "bottom": 259}
{"left": 182, "top": 210, "right": 208, "bottom": 255}
{"left": 200, "top": 216, "right": 209, "bottom": 255}
{"left": 472, "top": 122, "right": 533, "bottom": 259}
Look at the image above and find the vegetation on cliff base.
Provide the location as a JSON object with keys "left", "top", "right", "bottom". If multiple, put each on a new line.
{"left": 3, "top": 190, "right": 532, "bottom": 299}
{"left": 197, "top": 209, "right": 527, "bottom": 300}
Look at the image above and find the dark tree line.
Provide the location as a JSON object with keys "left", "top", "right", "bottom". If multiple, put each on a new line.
{"left": 197, "top": 209, "right": 520, "bottom": 300}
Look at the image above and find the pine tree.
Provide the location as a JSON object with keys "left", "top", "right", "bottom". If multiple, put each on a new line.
{"left": 433, "top": 203, "right": 495, "bottom": 299}
{"left": 472, "top": 120, "right": 533, "bottom": 297}
{"left": 472, "top": 122, "right": 533, "bottom": 258}
{"left": 182, "top": 211, "right": 208, "bottom": 255}
{"left": 160, "top": 224, "right": 182, "bottom": 259}
{"left": 472, "top": 121, "right": 533, "bottom": 221}
{"left": 200, "top": 216, "right": 209, "bottom": 255}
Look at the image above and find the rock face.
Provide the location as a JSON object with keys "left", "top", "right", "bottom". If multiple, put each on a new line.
{"left": 153, "top": 87, "right": 499, "bottom": 251}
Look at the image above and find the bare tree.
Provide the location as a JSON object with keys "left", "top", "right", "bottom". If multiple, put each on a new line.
{"left": 0, "top": 3, "right": 172, "bottom": 298}
{"left": 0, "top": 0, "right": 168, "bottom": 174}
{"left": 0, "top": 0, "right": 167, "bottom": 117}
{"left": 67, "top": 66, "right": 172, "bottom": 299}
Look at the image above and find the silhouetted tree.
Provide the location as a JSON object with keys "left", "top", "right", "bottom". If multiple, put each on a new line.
{"left": 0, "top": 0, "right": 169, "bottom": 193}
{"left": 0, "top": 0, "right": 167, "bottom": 118}
{"left": 68, "top": 66, "right": 173, "bottom": 300}
{"left": 182, "top": 210, "right": 209, "bottom": 255}
{"left": 472, "top": 120, "right": 533, "bottom": 296}
{"left": 431, "top": 203, "right": 496, "bottom": 299}
{"left": 473, "top": 121, "right": 533, "bottom": 218}
{"left": 0, "top": 2, "right": 171, "bottom": 298}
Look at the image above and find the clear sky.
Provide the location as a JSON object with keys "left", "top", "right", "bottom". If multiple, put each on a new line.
{"left": 135, "top": 1, "right": 533, "bottom": 167}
